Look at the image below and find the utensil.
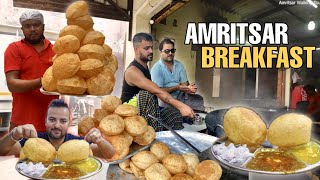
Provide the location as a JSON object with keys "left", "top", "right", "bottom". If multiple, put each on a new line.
{"left": 107, "top": 131, "right": 217, "bottom": 179}
{"left": 148, "top": 114, "right": 201, "bottom": 153}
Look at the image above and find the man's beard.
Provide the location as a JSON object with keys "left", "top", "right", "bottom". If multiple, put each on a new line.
{"left": 48, "top": 128, "right": 65, "bottom": 139}
{"left": 24, "top": 34, "right": 44, "bottom": 45}
{"left": 140, "top": 52, "right": 153, "bottom": 62}
{"left": 163, "top": 56, "right": 174, "bottom": 62}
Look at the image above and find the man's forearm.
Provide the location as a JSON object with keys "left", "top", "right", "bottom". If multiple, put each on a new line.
{"left": 0, "top": 133, "right": 18, "bottom": 155}
{"left": 7, "top": 78, "right": 42, "bottom": 93}
{"left": 96, "top": 140, "right": 116, "bottom": 159}
{"left": 161, "top": 85, "right": 179, "bottom": 94}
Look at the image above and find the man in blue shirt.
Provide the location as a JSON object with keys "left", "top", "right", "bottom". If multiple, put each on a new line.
{"left": 0, "top": 99, "right": 115, "bottom": 160}
{"left": 151, "top": 38, "right": 197, "bottom": 106}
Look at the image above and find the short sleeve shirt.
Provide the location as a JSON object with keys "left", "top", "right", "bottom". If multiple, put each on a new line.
{"left": 4, "top": 39, "right": 58, "bottom": 131}
{"left": 151, "top": 59, "right": 188, "bottom": 98}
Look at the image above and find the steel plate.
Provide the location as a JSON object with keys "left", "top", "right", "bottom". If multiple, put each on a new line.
{"left": 40, "top": 87, "right": 99, "bottom": 98}
{"left": 107, "top": 130, "right": 217, "bottom": 180}
{"left": 211, "top": 137, "right": 320, "bottom": 176}
{"left": 16, "top": 157, "right": 103, "bottom": 180}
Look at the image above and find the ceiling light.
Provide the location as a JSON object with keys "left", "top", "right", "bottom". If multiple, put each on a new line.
{"left": 307, "top": 0, "right": 318, "bottom": 8}
{"left": 308, "top": 20, "right": 315, "bottom": 30}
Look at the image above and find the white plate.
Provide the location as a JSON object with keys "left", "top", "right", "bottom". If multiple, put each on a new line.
{"left": 16, "top": 157, "right": 103, "bottom": 180}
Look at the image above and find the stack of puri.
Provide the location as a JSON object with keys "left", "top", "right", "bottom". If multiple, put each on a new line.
{"left": 77, "top": 95, "right": 156, "bottom": 161}
{"left": 41, "top": 0, "right": 118, "bottom": 96}
{"left": 118, "top": 141, "right": 222, "bottom": 180}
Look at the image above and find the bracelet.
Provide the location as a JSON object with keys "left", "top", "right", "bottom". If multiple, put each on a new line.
{"left": 10, "top": 127, "right": 23, "bottom": 142}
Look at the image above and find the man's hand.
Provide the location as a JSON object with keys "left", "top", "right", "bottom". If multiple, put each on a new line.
{"left": 187, "top": 83, "right": 197, "bottom": 94}
{"left": 85, "top": 128, "right": 103, "bottom": 144}
{"left": 12, "top": 124, "right": 37, "bottom": 140}
{"left": 178, "top": 103, "right": 195, "bottom": 118}
{"left": 178, "top": 85, "right": 190, "bottom": 93}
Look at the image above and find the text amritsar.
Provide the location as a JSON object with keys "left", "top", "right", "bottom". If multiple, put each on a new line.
{"left": 185, "top": 23, "right": 315, "bottom": 68}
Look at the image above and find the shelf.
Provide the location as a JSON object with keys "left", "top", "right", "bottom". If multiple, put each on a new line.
{"left": 0, "top": 110, "right": 11, "bottom": 113}
{"left": 0, "top": 127, "right": 9, "bottom": 131}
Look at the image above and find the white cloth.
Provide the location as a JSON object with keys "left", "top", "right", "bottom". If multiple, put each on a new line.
{"left": 19, "top": 10, "right": 44, "bottom": 24}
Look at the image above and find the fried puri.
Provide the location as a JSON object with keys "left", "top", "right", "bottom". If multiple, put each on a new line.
{"left": 23, "top": 138, "right": 56, "bottom": 162}
{"left": 101, "top": 95, "right": 122, "bottom": 113}
{"left": 67, "top": 15, "right": 94, "bottom": 31}
{"left": 107, "top": 54, "right": 118, "bottom": 73}
{"left": 268, "top": 113, "right": 312, "bottom": 148}
{"left": 82, "top": 30, "right": 105, "bottom": 46}
{"left": 59, "top": 25, "right": 86, "bottom": 42}
{"left": 124, "top": 116, "right": 148, "bottom": 136}
{"left": 133, "top": 126, "right": 156, "bottom": 146}
{"left": 119, "top": 159, "right": 133, "bottom": 173}
{"left": 150, "top": 142, "right": 171, "bottom": 161}
{"left": 93, "top": 108, "right": 111, "bottom": 125}
{"left": 162, "top": 154, "right": 188, "bottom": 175}
{"left": 76, "top": 58, "right": 104, "bottom": 79}
{"left": 77, "top": 44, "right": 105, "bottom": 61}
{"left": 99, "top": 114, "right": 125, "bottom": 135}
{"left": 65, "top": 0, "right": 88, "bottom": 19}
{"left": 114, "top": 104, "right": 138, "bottom": 117}
{"left": 193, "top": 160, "right": 222, "bottom": 180}
{"left": 42, "top": 66, "right": 57, "bottom": 92}
{"left": 20, "top": 148, "right": 26, "bottom": 160}
{"left": 53, "top": 35, "right": 80, "bottom": 55}
{"left": 103, "top": 44, "right": 112, "bottom": 59}
{"left": 86, "top": 66, "right": 115, "bottom": 95}
{"left": 144, "top": 163, "right": 172, "bottom": 180}
{"left": 106, "top": 135, "right": 130, "bottom": 161}
{"left": 130, "top": 161, "right": 145, "bottom": 179}
{"left": 170, "top": 173, "right": 193, "bottom": 180}
{"left": 224, "top": 107, "right": 267, "bottom": 145}
{"left": 182, "top": 153, "right": 200, "bottom": 176}
{"left": 52, "top": 53, "right": 80, "bottom": 80}
{"left": 131, "top": 151, "right": 159, "bottom": 170}
{"left": 120, "top": 131, "right": 133, "bottom": 146}
{"left": 104, "top": 133, "right": 132, "bottom": 149}
{"left": 57, "top": 140, "right": 90, "bottom": 163}
{"left": 57, "top": 75, "right": 87, "bottom": 95}
{"left": 78, "top": 116, "right": 96, "bottom": 136}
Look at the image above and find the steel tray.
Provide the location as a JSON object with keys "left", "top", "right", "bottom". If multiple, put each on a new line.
{"left": 16, "top": 157, "right": 103, "bottom": 180}
{"left": 211, "top": 137, "right": 320, "bottom": 176}
{"left": 40, "top": 87, "right": 99, "bottom": 98}
{"left": 107, "top": 130, "right": 217, "bottom": 180}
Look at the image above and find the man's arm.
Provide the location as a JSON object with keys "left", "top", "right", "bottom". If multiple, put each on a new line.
{"left": 125, "top": 66, "right": 194, "bottom": 118}
{"left": 161, "top": 85, "right": 184, "bottom": 94}
{"left": 6, "top": 71, "right": 42, "bottom": 93}
{"left": 85, "top": 128, "right": 116, "bottom": 159}
{"left": 0, "top": 124, "right": 37, "bottom": 156}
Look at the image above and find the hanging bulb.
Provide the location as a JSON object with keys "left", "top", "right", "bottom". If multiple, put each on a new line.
{"left": 308, "top": 20, "right": 315, "bottom": 30}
